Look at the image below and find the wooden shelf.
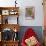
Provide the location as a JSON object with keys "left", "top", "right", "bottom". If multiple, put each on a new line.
{"left": 2, "top": 40, "right": 19, "bottom": 42}
{"left": 0, "top": 7, "right": 19, "bottom": 10}
{"left": 1, "top": 40, "right": 19, "bottom": 46}
{"left": 0, "top": 7, "right": 20, "bottom": 46}
{"left": 0, "top": 7, "right": 19, "bottom": 24}
{"left": 0, "top": 24, "right": 20, "bottom": 32}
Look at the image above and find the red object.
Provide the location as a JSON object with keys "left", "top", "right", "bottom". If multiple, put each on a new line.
{"left": 21, "top": 28, "right": 41, "bottom": 46}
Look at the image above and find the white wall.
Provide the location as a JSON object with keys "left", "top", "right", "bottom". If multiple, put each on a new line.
{"left": 0, "top": 0, "right": 43, "bottom": 26}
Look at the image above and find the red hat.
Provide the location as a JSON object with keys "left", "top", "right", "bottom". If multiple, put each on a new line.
{"left": 24, "top": 28, "right": 36, "bottom": 40}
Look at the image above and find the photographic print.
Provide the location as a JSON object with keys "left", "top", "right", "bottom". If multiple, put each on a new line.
{"left": 2, "top": 10, "right": 9, "bottom": 15}
{"left": 25, "top": 7, "right": 35, "bottom": 20}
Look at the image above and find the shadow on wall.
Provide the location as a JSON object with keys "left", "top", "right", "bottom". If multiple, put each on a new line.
{"left": 18, "top": 26, "right": 43, "bottom": 44}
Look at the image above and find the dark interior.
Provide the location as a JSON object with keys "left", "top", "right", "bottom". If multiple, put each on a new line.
{"left": 1, "top": 28, "right": 18, "bottom": 41}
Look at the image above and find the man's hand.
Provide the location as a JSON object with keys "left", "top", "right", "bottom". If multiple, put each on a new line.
{"left": 25, "top": 36, "right": 38, "bottom": 46}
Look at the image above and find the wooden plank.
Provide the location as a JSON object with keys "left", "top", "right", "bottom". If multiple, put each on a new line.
{"left": 0, "top": 24, "right": 20, "bottom": 32}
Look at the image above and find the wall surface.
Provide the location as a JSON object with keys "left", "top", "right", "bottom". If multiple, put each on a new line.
{"left": 0, "top": 0, "right": 43, "bottom": 26}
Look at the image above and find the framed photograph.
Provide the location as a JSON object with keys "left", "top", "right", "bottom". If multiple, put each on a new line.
{"left": 10, "top": 11, "right": 15, "bottom": 15}
{"left": 25, "top": 7, "right": 35, "bottom": 20}
{"left": 9, "top": 10, "right": 18, "bottom": 15}
{"left": 2, "top": 10, "right": 9, "bottom": 15}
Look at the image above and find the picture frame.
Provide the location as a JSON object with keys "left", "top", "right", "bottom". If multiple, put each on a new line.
{"left": 25, "top": 6, "right": 35, "bottom": 20}
{"left": 2, "top": 10, "right": 9, "bottom": 15}
{"left": 9, "top": 10, "right": 18, "bottom": 15}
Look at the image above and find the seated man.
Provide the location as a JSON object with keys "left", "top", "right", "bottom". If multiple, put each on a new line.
{"left": 21, "top": 28, "right": 41, "bottom": 46}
